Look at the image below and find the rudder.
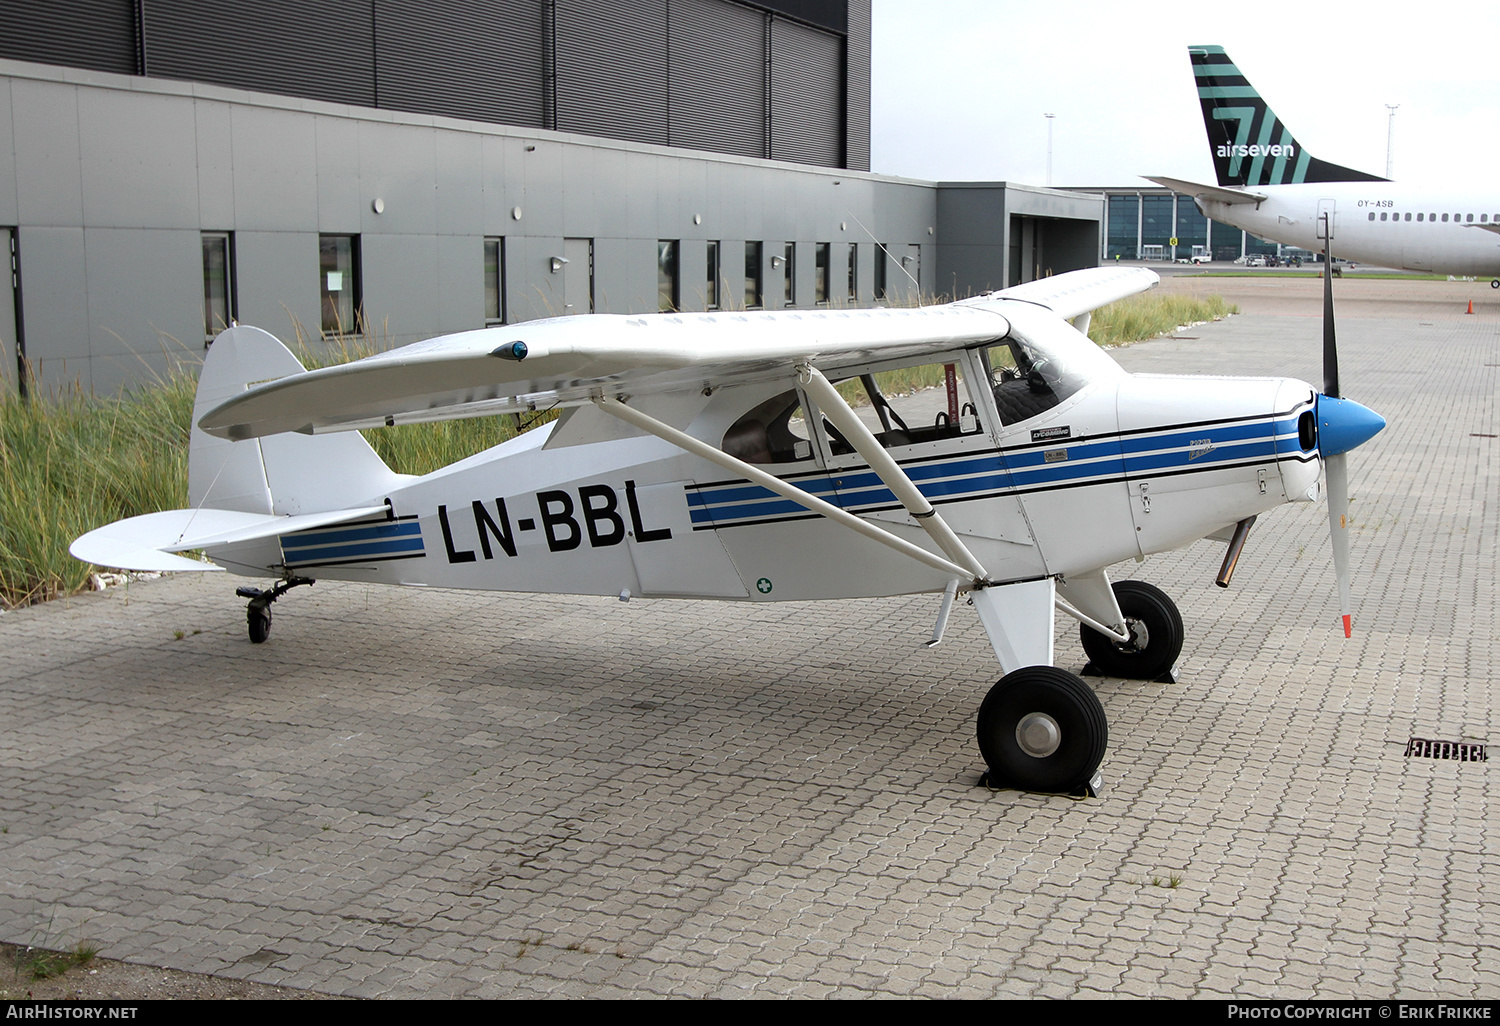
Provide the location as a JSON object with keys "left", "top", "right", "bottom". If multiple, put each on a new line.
{"left": 190, "top": 326, "right": 406, "bottom": 516}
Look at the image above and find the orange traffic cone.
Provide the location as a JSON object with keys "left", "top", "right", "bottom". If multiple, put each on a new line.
{"left": 1467, "top": 300, "right": 1475, "bottom": 314}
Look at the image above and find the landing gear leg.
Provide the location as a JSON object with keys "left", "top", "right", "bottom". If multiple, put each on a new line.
{"left": 235, "top": 576, "right": 314, "bottom": 644}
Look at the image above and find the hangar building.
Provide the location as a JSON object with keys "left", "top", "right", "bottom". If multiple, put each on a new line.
{"left": 0, "top": 0, "right": 1103, "bottom": 394}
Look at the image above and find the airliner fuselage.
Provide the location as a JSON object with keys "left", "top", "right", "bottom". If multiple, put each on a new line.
{"left": 1196, "top": 184, "right": 1500, "bottom": 276}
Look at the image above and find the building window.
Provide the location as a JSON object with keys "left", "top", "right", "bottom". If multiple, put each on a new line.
{"left": 706, "top": 241, "right": 720, "bottom": 309}
{"left": 201, "top": 232, "right": 234, "bottom": 345}
{"left": 847, "top": 244, "right": 857, "bottom": 302}
{"left": 658, "top": 240, "right": 679, "bottom": 312}
{"left": 485, "top": 237, "right": 506, "bottom": 324}
{"left": 874, "top": 242, "right": 888, "bottom": 300}
{"left": 745, "top": 241, "right": 763, "bottom": 309}
{"left": 815, "top": 243, "right": 829, "bottom": 304}
{"left": 320, "top": 234, "right": 360, "bottom": 335}
{"left": 783, "top": 242, "right": 796, "bottom": 306}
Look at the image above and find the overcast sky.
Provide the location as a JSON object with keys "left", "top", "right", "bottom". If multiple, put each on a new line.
{"left": 869, "top": 0, "right": 1500, "bottom": 187}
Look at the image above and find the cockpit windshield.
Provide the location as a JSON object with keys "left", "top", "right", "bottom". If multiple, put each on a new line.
{"left": 981, "top": 316, "right": 1121, "bottom": 426}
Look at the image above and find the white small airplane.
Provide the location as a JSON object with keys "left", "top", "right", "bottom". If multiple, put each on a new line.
{"left": 1149, "top": 45, "right": 1500, "bottom": 284}
{"left": 71, "top": 263, "right": 1385, "bottom": 796}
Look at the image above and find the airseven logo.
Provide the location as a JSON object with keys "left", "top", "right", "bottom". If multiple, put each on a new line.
{"left": 1217, "top": 143, "right": 1296, "bottom": 159}
{"left": 756, "top": 577, "right": 773, "bottom": 594}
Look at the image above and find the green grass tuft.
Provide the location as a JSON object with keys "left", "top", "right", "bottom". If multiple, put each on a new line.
{"left": 1087, "top": 292, "right": 1237, "bottom": 347}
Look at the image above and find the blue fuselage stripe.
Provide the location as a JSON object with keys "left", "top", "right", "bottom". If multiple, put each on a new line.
{"left": 687, "top": 419, "right": 1302, "bottom": 526}
{"left": 281, "top": 521, "right": 422, "bottom": 551}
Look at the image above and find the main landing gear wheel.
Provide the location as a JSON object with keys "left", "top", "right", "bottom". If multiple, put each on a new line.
{"left": 1079, "top": 579, "right": 1184, "bottom": 682}
{"left": 977, "top": 666, "right": 1107, "bottom": 795}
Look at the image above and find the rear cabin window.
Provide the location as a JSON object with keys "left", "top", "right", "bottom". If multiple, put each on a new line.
{"left": 722, "top": 389, "right": 814, "bottom": 464}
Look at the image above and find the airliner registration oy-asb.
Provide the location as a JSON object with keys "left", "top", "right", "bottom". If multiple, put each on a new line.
{"left": 71, "top": 265, "right": 1385, "bottom": 796}
{"left": 1150, "top": 45, "right": 1500, "bottom": 283}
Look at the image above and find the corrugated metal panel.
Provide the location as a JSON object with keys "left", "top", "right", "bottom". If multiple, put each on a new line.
{"left": 843, "top": 0, "right": 869, "bottom": 171}
{"left": 668, "top": 0, "right": 765, "bottom": 158}
{"left": 769, "top": 16, "right": 843, "bottom": 167}
{"left": 142, "top": 0, "right": 376, "bottom": 107}
{"left": 555, "top": 0, "right": 668, "bottom": 146}
{"left": 0, "top": 0, "right": 137, "bottom": 75}
{"left": 746, "top": 0, "right": 844, "bottom": 33}
{"left": 374, "top": 0, "right": 546, "bottom": 128}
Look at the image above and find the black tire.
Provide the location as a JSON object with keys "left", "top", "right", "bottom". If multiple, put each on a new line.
{"left": 1079, "top": 579, "right": 1183, "bottom": 681}
{"left": 977, "top": 666, "right": 1107, "bottom": 792}
{"left": 1491, "top": 279, "right": 1498, "bottom": 289}
{"left": 248, "top": 606, "right": 271, "bottom": 644}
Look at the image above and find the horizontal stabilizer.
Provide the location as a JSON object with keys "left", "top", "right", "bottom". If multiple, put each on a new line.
{"left": 71, "top": 505, "right": 389, "bottom": 573}
{"left": 1145, "top": 176, "right": 1267, "bottom": 206}
{"left": 979, "top": 265, "right": 1159, "bottom": 322}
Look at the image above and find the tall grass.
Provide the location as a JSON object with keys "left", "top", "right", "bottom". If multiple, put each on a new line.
{"left": 3, "top": 291, "right": 1233, "bottom": 609}
{"left": 1087, "top": 292, "right": 1237, "bottom": 346}
{"left": 1, "top": 370, "right": 194, "bottom": 607}
{"left": 0, "top": 331, "right": 549, "bottom": 609}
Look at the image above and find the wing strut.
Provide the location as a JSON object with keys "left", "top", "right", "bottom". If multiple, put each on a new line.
{"left": 795, "top": 364, "right": 989, "bottom": 582}
{"left": 591, "top": 396, "right": 979, "bottom": 582}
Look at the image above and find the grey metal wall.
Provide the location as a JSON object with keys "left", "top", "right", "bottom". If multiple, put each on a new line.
{"left": 935, "top": 184, "right": 1104, "bottom": 296}
{"left": 0, "top": 59, "right": 939, "bottom": 394}
{"left": 0, "top": 0, "right": 868, "bottom": 171}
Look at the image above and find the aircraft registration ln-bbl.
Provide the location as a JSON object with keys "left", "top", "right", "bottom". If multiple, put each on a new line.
{"left": 72, "top": 264, "right": 1385, "bottom": 796}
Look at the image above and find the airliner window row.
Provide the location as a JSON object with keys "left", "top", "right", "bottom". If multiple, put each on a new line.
{"left": 1368, "top": 211, "right": 1500, "bottom": 223}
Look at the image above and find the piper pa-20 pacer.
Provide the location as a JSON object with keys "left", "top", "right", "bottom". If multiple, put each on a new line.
{"left": 72, "top": 262, "right": 1385, "bottom": 795}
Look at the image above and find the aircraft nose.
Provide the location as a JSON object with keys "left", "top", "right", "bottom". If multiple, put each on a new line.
{"left": 1316, "top": 394, "right": 1386, "bottom": 456}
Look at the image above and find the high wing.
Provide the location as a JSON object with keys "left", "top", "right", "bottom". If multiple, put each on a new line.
{"left": 978, "top": 263, "right": 1161, "bottom": 322}
{"left": 1144, "top": 176, "right": 1268, "bottom": 207}
{"left": 199, "top": 265, "right": 1158, "bottom": 442}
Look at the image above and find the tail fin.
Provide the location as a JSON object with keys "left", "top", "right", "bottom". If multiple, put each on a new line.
{"left": 1189, "top": 45, "right": 1386, "bottom": 187}
{"left": 190, "top": 326, "right": 405, "bottom": 516}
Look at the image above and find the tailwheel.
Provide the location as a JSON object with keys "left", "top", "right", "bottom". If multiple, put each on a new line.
{"left": 236, "top": 576, "right": 314, "bottom": 644}
{"left": 977, "top": 666, "right": 1107, "bottom": 795}
{"left": 248, "top": 605, "right": 272, "bottom": 644}
{"left": 1079, "top": 579, "right": 1183, "bottom": 682}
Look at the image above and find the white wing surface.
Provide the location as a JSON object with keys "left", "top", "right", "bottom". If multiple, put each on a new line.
{"left": 978, "top": 264, "right": 1159, "bottom": 322}
{"left": 199, "top": 266, "right": 1157, "bottom": 442}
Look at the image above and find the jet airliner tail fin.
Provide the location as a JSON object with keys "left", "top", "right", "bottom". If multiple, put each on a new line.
{"left": 1189, "top": 45, "right": 1387, "bottom": 187}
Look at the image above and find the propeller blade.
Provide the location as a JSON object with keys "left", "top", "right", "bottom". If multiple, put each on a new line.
{"left": 1325, "top": 451, "right": 1353, "bottom": 638}
{"left": 1321, "top": 212, "right": 1340, "bottom": 398}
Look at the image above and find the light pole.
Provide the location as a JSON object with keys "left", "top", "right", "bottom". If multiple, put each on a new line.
{"left": 1044, "top": 113, "right": 1055, "bottom": 187}
{"left": 1385, "top": 104, "right": 1399, "bottom": 178}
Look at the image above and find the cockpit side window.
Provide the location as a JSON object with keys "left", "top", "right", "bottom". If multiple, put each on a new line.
{"left": 982, "top": 337, "right": 1085, "bottom": 426}
{"left": 824, "top": 360, "right": 985, "bottom": 455}
{"left": 722, "top": 389, "right": 815, "bottom": 464}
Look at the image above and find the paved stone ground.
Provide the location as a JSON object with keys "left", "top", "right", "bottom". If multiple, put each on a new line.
{"left": 1, "top": 307, "right": 1495, "bottom": 999}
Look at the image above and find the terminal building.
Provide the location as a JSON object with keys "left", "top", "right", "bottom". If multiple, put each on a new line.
{"left": 1077, "top": 185, "right": 1285, "bottom": 263}
{"left": 0, "top": 0, "right": 1105, "bottom": 394}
